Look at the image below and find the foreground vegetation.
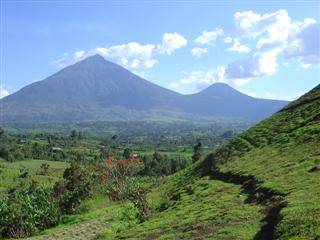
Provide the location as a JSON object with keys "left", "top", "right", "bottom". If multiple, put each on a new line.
{"left": 0, "top": 121, "right": 240, "bottom": 238}
{"left": 1, "top": 85, "right": 319, "bottom": 239}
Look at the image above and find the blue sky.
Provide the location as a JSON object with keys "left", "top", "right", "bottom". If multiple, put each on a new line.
{"left": 1, "top": 1, "right": 320, "bottom": 100}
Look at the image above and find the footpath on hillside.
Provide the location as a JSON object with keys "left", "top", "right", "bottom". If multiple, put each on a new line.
{"left": 27, "top": 215, "right": 109, "bottom": 240}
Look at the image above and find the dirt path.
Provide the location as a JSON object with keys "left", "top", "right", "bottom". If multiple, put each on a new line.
{"left": 26, "top": 215, "right": 109, "bottom": 240}
{"left": 209, "top": 170, "right": 287, "bottom": 240}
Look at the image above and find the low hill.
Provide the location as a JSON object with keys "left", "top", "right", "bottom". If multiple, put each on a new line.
{"left": 184, "top": 82, "right": 287, "bottom": 120}
{"left": 1, "top": 55, "right": 288, "bottom": 123}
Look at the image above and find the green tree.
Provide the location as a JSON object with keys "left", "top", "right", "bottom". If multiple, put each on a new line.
{"left": 98, "top": 155, "right": 149, "bottom": 222}
{"left": 192, "top": 141, "right": 202, "bottom": 162}
{"left": 40, "top": 163, "right": 50, "bottom": 175}
{"left": 53, "top": 162, "right": 92, "bottom": 214}
{"left": 70, "top": 130, "right": 78, "bottom": 141}
{"left": 123, "top": 148, "right": 132, "bottom": 159}
{"left": 0, "top": 182, "right": 60, "bottom": 238}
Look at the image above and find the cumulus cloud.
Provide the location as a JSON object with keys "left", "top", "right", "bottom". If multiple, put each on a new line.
{"left": 52, "top": 32, "right": 187, "bottom": 69}
{"left": 168, "top": 66, "right": 254, "bottom": 92}
{"left": 171, "top": 10, "right": 319, "bottom": 92}
{"left": 51, "top": 51, "right": 87, "bottom": 68}
{"left": 224, "top": 9, "right": 319, "bottom": 83}
{"left": 284, "top": 20, "right": 320, "bottom": 65}
{"left": 227, "top": 38, "right": 251, "bottom": 53}
{"left": 169, "top": 82, "right": 180, "bottom": 88}
{"left": 158, "top": 32, "right": 188, "bottom": 55}
{"left": 0, "top": 86, "right": 9, "bottom": 99}
{"left": 191, "top": 47, "right": 208, "bottom": 58}
{"left": 95, "top": 42, "right": 157, "bottom": 69}
{"left": 194, "top": 28, "right": 223, "bottom": 45}
{"left": 234, "top": 9, "right": 295, "bottom": 41}
{"left": 224, "top": 37, "right": 233, "bottom": 43}
{"left": 169, "top": 66, "right": 227, "bottom": 91}
{"left": 74, "top": 50, "right": 86, "bottom": 60}
{"left": 225, "top": 50, "right": 279, "bottom": 79}
{"left": 50, "top": 54, "right": 69, "bottom": 69}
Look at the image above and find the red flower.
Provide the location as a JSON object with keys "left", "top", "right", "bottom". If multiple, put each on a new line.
{"left": 105, "top": 159, "right": 113, "bottom": 167}
{"left": 99, "top": 172, "right": 109, "bottom": 179}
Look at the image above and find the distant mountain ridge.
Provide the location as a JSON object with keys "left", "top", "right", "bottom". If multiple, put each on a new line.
{"left": 1, "top": 55, "right": 289, "bottom": 123}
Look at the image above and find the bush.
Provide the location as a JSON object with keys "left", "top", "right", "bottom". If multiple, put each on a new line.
{"left": 53, "top": 162, "right": 92, "bottom": 214}
{"left": 139, "top": 152, "right": 190, "bottom": 176}
{"left": 0, "top": 182, "right": 60, "bottom": 238}
{"left": 39, "top": 163, "right": 50, "bottom": 175}
{"left": 97, "top": 154, "right": 150, "bottom": 222}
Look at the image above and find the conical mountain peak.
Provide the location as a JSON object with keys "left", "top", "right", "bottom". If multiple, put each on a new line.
{"left": 1, "top": 56, "right": 289, "bottom": 122}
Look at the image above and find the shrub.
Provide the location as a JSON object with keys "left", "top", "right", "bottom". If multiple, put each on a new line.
{"left": 53, "top": 162, "right": 92, "bottom": 214}
{"left": 140, "top": 152, "right": 190, "bottom": 176}
{"left": 0, "top": 182, "right": 60, "bottom": 238}
{"left": 39, "top": 163, "right": 50, "bottom": 175}
{"left": 97, "top": 154, "right": 150, "bottom": 222}
{"left": 192, "top": 142, "right": 202, "bottom": 163}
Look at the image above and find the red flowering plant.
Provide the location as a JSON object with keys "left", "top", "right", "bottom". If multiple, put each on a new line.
{"left": 95, "top": 153, "right": 150, "bottom": 222}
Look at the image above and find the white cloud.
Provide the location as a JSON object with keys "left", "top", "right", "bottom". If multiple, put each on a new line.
{"left": 242, "top": 91, "right": 257, "bottom": 97}
{"left": 52, "top": 32, "right": 187, "bottom": 69}
{"left": 265, "top": 92, "right": 278, "bottom": 100}
{"left": 0, "top": 86, "right": 9, "bottom": 99}
{"left": 50, "top": 54, "right": 69, "bottom": 68}
{"left": 300, "top": 62, "right": 311, "bottom": 69}
{"left": 51, "top": 51, "right": 87, "bottom": 68}
{"left": 231, "top": 78, "right": 252, "bottom": 87}
{"left": 224, "top": 37, "right": 233, "bottom": 43}
{"left": 169, "top": 66, "right": 255, "bottom": 92}
{"left": 173, "top": 10, "right": 319, "bottom": 92}
{"left": 195, "top": 28, "right": 223, "bottom": 45}
{"left": 131, "top": 70, "right": 148, "bottom": 79}
{"left": 227, "top": 38, "right": 251, "bottom": 53}
{"left": 263, "top": 92, "right": 302, "bottom": 101}
{"left": 224, "top": 10, "right": 319, "bottom": 82}
{"left": 74, "top": 50, "right": 86, "bottom": 61}
{"left": 284, "top": 93, "right": 303, "bottom": 101}
{"left": 93, "top": 42, "right": 157, "bottom": 69}
{"left": 284, "top": 21, "right": 320, "bottom": 65}
{"left": 158, "top": 32, "right": 187, "bottom": 55}
{"left": 225, "top": 50, "right": 279, "bottom": 80}
{"left": 234, "top": 9, "right": 295, "bottom": 41}
{"left": 169, "top": 66, "right": 227, "bottom": 91}
{"left": 169, "top": 82, "right": 180, "bottom": 88}
{"left": 191, "top": 47, "right": 208, "bottom": 58}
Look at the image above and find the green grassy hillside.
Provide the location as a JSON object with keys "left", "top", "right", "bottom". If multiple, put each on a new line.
{"left": 111, "top": 84, "right": 320, "bottom": 239}
{"left": 209, "top": 84, "right": 320, "bottom": 239}
{"left": 194, "top": 84, "right": 320, "bottom": 239}
{"left": 25, "top": 85, "right": 319, "bottom": 240}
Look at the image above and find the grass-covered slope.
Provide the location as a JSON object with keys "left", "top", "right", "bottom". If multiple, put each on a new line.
{"left": 99, "top": 84, "right": 319, "bottom": 240}
{"left": 202, "top": 84, "right": 320, "bottom": 239}
{"left": 90, "top": 157, "right": 264, "bottom": 239}
{"left": 26, "top": 85, "right": 319, "bottom": 240}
